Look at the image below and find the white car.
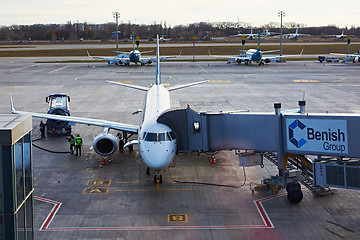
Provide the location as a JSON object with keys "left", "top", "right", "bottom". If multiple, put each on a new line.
{"left": 326, "top": 57, "right": 339, "bottom": 63}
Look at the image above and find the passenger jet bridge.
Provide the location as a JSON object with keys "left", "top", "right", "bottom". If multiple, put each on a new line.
{"left": 157, "top": 101, "right": 360, "bottom": 203}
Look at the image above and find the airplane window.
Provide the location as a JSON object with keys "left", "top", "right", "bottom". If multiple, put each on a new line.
{"left": 144, "top": 132, "right": 157, "bottom": 141}
{"left": 158, "top": 133, "right": 171, "bottom": 142}
{"left": 169, "top": 131, "right": 176, "bottom": 140}
{"left": 141, "top": 132, "right": 147, "bottom": 140}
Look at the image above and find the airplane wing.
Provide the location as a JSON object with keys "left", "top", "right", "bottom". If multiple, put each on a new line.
{"left": 208, "top": 50, "right": 238, "bottom": 59}
{"left": 87, "top": 50, "right": 127, "bottom": 64}
{"left": 262, "top": 49, "right": 304, "bottom": 62}
{"left": 106, "top": 81, "right": 149, "bottom": 91}
{"left": 10, "top": 95, "right": 139, "bottom": 134}
{"left": 167, "top": 80, "right": 210, "bottom": 91}
{"left": 140, "top": 51, "right": 182, "bottom": 63}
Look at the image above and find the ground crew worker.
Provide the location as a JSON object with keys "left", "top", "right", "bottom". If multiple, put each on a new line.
{"left": 75, "top": 134, "right": 83, "bottom": 156}
{"left": 39, "top": 121, "right": 46, "bottom": 138}
{"left": 67, "top": 135, "right": 75, "bottom": 154}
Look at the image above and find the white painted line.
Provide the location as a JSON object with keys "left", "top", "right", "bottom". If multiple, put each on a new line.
{"left": 11, "top": 64, "right": 40, "bottom": 72}
{"left": 48, "top": 65, "right": 69, "bottom": 74}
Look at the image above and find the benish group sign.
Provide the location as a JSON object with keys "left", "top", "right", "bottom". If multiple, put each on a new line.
{"left": 286, "top": 119, "right": 348, "bottom": 154}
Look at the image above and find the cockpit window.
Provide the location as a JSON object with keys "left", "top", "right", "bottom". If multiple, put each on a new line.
{"left": 143, "top": 132, "right": 173, "bottom": 142}
{"left": 169, "top": 131, "right": 176, "bottom": 140}
{"left": 144, "top": 132, "right": 157, "bottom": 141}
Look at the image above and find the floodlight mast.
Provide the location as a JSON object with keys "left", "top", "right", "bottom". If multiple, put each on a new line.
{"left": 278, "top": 11, "right": 285, "bottom": 60}
{"left": 113, "top": 12, "right": 120, "bottom": 54}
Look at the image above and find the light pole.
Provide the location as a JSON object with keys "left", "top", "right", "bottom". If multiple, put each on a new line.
{"left": 113, "top": 12, "right": 120, "bottom": 54}
{"left": 278, "top": 11, "right": 285, "bottom": 60}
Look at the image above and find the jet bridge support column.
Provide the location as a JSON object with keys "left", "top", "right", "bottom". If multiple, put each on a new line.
{"left": 274, "top": 103, "right": 284, "bottom": 176}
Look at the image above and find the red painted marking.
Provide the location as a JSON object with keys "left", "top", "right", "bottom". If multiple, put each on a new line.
{"left": 34, "top": 192, "right": 288, "bottom": 231}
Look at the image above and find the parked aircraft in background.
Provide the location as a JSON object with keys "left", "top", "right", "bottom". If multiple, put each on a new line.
{"left": 324, "top": 31, "right": 355, "bottom": 39}
{"left": 260, "top": 29, "right": 279, "bottom": 37}
{"left": 159, "top": 35, "right": 172, "bottom": 41}
{"left": 231, "top": 28, "right": 259, "bottom": 40}
{"left": 209, "top": 33, "right": 303, "bottom": 65}
{"left": 283, "top": 28, "right": 311, "bottom": 40}
{"left": 11, "top": 35, "right": 208, "bottom": 183}
{"left": 87, "top": 33, "right": 180, "bottom": 66}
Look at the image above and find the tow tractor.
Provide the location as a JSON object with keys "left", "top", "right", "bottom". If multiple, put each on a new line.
{"left": 45, "top": 94, "right": 72, "bottom": 136}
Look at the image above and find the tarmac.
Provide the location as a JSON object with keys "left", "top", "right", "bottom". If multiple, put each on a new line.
{"left": 0, "top": 58, "right": 359, "bottom": 239}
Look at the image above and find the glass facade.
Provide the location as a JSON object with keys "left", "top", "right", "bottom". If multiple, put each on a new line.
{"left": 1, "top": 131, "right": 34, "bottom": 240}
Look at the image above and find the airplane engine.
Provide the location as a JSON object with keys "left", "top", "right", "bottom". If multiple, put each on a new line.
{"left": 93, "top": 131, "right": 118, "bottom": 156}
{"left": 236, "top": 59, "right": 242, "bottom": 64}
{"left": 148, "top": 60, "right": 153, "bottom": 64}
{"left": 264, "top": 58, "right": 271, "bottom": 63}
{"left": 119, "top": 59, "right": 129, "bottom": 65}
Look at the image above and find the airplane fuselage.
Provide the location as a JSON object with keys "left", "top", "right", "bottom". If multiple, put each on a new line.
{"left": 138, "top": 84, "right": 177, "bottom": 170}
{"left": 129, "top": 50, "right": 141, "bottom": 63}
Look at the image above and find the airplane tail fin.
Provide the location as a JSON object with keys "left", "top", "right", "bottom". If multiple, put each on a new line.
{"left": 257, "top": 32, "right": 261, "bottom": 50}
{"left": 132, "top": 32, "right": 135, "bottom": 51}
{"left": 156, "top": 35, "right": 161, "bottom": 85}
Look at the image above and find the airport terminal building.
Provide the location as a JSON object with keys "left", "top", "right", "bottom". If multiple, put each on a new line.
{"left": 0, "top": 114, "right": 34, "bottom": 240}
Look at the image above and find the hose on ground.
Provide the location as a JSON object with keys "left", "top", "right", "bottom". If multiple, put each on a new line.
{"left": 168, "top": 160, "right": 246, "bottom": 188}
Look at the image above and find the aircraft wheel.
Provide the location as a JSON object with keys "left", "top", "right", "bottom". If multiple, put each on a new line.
{"left": 286, "top": 182, "right": 303, "bottom": 204}
{"left": 129, "top": 145, "right": 133, "bottom": 152}
{"left": 159, "top": 175, "right": 163, "bottom": 183}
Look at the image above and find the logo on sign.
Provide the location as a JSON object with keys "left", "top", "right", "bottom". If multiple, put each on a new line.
{"left": 288, "top": 120, "right": 307, "bottom": 148}
{"left": 286, "top": 119, "right": 348, "bottom": 154}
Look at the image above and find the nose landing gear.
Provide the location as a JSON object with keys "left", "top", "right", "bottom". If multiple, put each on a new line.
{"left": 154, "top": 171, "right": 162, "bottom": 183}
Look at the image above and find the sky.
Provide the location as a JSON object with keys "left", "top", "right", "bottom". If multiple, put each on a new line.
{"left": 1, "top": 0, "right": 360, "bottom": 28}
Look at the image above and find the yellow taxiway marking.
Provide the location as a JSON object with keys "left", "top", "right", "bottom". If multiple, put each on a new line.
{"left": 331, "top": 76, "right": 346, "bottom": 83}
{"left": 168, "top": 214, "right": 188, "bottom": 222}
{"left": 209, "top": 80, "right": 231, "bottom": 83}
{"left": 114, "top": 81, "right": 133, "bottom": 84}
{"left": 217, "top": 88, "right": 222, "bottom": 94}
{"left": 128, "top": 65, "right": 136, "bottom": 74}
{"left": 83, "top": 187, "right": 109, "bottom": 194}
{"left": 117, "top": 181, "right": 152, "bottom": 184}
{"left": 0, "top": 85, "right": 14, "bottom": 94}
{"left": 293, "top": 79, "right": 319, "bottom": 83}
{"left": 115, "top": 188, "right": 200, "bottom": 192}
{"left": 196, "top": 63, "right": 209, "bottom": 73}
{"left": 87, "top": 180, "right": 111, "bottom": 186}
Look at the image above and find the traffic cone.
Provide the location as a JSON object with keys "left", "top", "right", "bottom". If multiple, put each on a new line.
{"left": 101, "top": 156, "right": 108, "bottom": 165}
{"left": 210, "top": 154, "right": 216, "bottom": 164}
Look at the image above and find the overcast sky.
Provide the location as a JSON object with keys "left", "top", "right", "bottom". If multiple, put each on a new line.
{"left": 1, "top": 0, "right": 359, "bottom": 28}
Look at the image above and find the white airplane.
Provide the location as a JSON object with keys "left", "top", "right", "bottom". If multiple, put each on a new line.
{"left": 330, "top": 51, "right": 360, "bottom": 63}
{"left": 159, "top": 35, "right": 172, "bottom": 41}
{"left": 209, "top": 33, "right": 303, "bottom": 65}
{"left": 283, "top": 28, "right": 310, "bottom": 40}
{"left": 260, "top": 29, "right": 279, "bottom": 37}
{"left": 324, "top": 31, "right": 355, "bottom": 39}
{"left": 231, "top": 28, "right": 259, "bottom": 40}
{"left": 86, "top": 51, "right": 127, "bottom": 65}
{"left": 11, "top": 35, "right": 209, "bottom": 183}
{"left": 88, "top": 33, "right": 180, "bottom": 66}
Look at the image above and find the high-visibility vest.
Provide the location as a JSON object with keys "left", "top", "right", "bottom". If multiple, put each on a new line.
{"left": 69, "top": 138, "right": 75, "bottom": 145}
{"left": 75, "top": 137, "right": 83, "bottom": 146}
{"left": 39, "top": 123, "right": 45, "bottom": 130}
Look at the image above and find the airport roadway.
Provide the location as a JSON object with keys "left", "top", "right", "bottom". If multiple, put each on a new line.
{"left": 0, "top": 58, "right": 359, "bottom": 239}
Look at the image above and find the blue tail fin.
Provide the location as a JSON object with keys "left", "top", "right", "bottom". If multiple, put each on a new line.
{"left": 155, "top": 35, "right": 161, "bottom": 85}
{"left": 257, "top": 32, "right": 261, "bottom": 50}
{"left": 132, "top": 32, "right": 135, "bottom": 51}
